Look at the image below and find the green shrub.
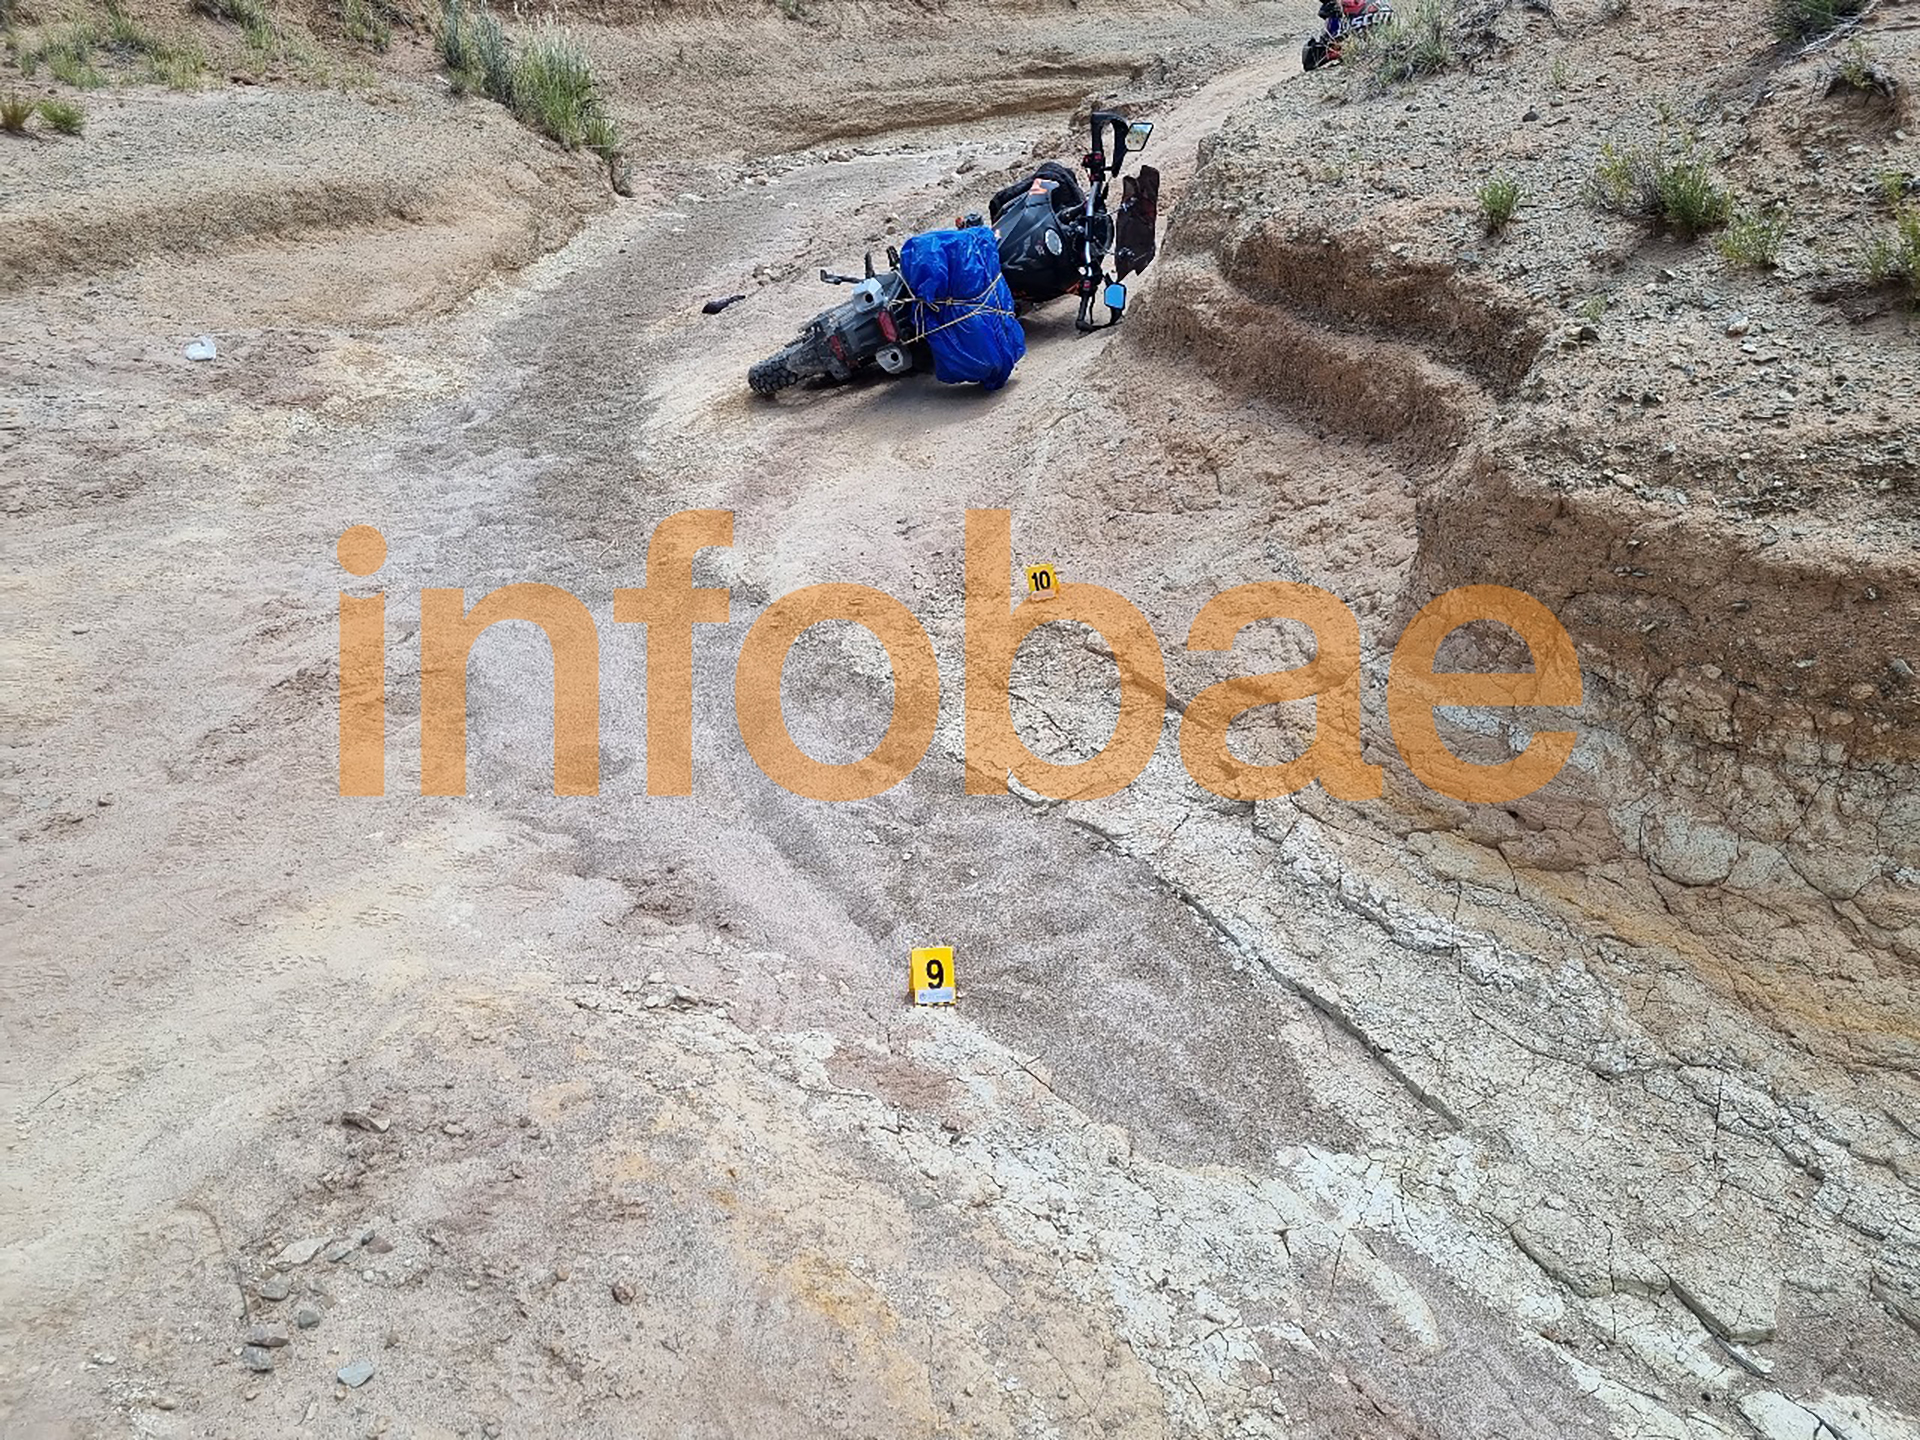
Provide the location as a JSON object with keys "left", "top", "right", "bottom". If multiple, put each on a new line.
{"left": 1346, "top": 0, "right": 1455, "bottom": 92}
{"left": 583, "top": 105, "right": 620, "bottom": 159}
{"left": 30, "top": 25, "right": 105, "bottom": 88}
{"left": 341, "top": 0, "right": 392, "bottom": 50}
{"left": 1717, "top": 206, "right": 1788, "bottom": 268}
{"left": 438, "top": 0, "right": 510, "bottom": 100}
{"left": 1, "top": 91, "right": 33, "bottom": 133}
{"left": 1772, "top": 0, "right": 1865, "bottom": 43}
{"left": 435, "top": 0, "right": 469, "bottom": 68}
{"left": 472, "top": 7, "right": 512, "bottom": 101}
{"left": 512, "top": 26, "right": 599, "bottom": 147}
{"left": 98, "top": 4, "right": 209, "bottom": 88}
{"left": 435, "top": 6, "right": 624, "bottom": 184}
{"left": 1590, "top": 136, "right": 1732, "bottom": 239}
{"left": 1591, "top": 141, "right": 1662, "bottom": 216}
{"left": 147, "top": 43, "right": 207, "bottom": 88}
{"left": 104, "top": 2, "right": 157, "bottom": 51}
{"left": 1658, "top": 161, "right": 1733, "bottom": 237}
{"left": 39, "top": 97, "right": 84, "bottom": 133}
{"left": 1478, "top": 173, "right": 1521, "bottom": 233}
{"left": 1865, "top": 204, "right": 1920, "bottom": 300}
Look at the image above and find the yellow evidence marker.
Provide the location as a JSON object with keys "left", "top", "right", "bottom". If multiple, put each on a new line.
{"left": 910, "top": 946, "right": 956, "bottom": 1007}
{"left": 1024, "top": 563, "right": 1059, "bottom": 600}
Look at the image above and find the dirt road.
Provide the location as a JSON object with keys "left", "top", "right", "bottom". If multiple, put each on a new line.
{"left": 4, "top": 16, "right": 1916, "bottom": 1440}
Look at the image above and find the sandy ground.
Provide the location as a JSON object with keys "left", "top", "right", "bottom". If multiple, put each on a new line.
{"left": 3, "top": 3, "right": 1918, "bottom": 1438}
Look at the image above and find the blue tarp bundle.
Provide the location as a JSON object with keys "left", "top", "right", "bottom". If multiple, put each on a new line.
{"left": 899, "top": 227, "right": 1025, "bottom": 390}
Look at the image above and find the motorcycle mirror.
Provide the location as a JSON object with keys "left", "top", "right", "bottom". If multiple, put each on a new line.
{"left": 1126, "top": 120, "right": 1154, "bottom": 154}
{"left": 1104, "top": 281, "right": 1128, "bottom": 314}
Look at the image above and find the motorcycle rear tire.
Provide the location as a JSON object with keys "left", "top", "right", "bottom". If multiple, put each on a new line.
{"left": 748, "top": 346, "right": 806, "bottom": 396}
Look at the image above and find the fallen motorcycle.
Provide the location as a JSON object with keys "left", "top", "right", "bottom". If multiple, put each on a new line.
{"left": 1302, "top": 0, "right": 1394, "bottom": 70}
{"left": 747, "top": 109, "right": 1160, "bottom": 396}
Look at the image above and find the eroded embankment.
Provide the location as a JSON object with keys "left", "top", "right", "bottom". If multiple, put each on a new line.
{"left": 1132, "top": 2, "right": 1920, "bottom": 1065}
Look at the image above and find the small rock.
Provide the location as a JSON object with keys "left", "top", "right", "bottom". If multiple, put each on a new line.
{"left": 337, "top": 1360, "right": 376, "bottom": 1389}
{"left": 341, "top": 1110, "right": 389, "bottom": 1134}
{"left": 611, "top": 1281, "right": 635, "bottom": 1305}
{"left": 241, "top": 1346, "right": 276, "bottom": 1374}
{"left": 365, "top": 1235, "right": 393, "bottom": 1255}
{"left": 1522, "top": 106, "right": 1539, "bottom": 121}
{"left": 154, "top": 1396, "right": 179, "bottom": 1411}
{"left": 1726, "top": 315, "right": 1751, "bottom": 337}
{"left": 274, "top": 1237, "right": 328, "bottom": 1267}
{"left": 245, "top": 1324, "right": 290, "bottom": 1349}
{"left": 325, "top": 1241, "right": 358, "bottom": 1263}
{"left": 259, "top": 1276, "right": 291, "bottom": 1302}
{"left": 1577, "top": 323, "right": 1600, "bottom": 342}
{"left": 295, "top": 1305, "right": 323, "bottom": 1330}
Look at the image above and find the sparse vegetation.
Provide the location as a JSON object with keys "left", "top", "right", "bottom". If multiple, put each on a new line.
{"left": 1658, "top": 160, "right": 1733, "bottom": 237}
{"left": 434, "top": 0, "right": 623, "bottom": 177}
{"left": 1838, "top": 39, "right": 1872, "bottom": 87}
{"left": 39, "top": 96, "right": 85, "bottom": 134}
{"left": 104, "top": 2, "right": 155, "bottom": 51}
{"left": 341, "top": 0, "right": 393, "bottom": 51}
{"left": 1879, "top": 169, "right": 1917, "bottom": 207}
{"left": 25, "top": 25, "right": 107, "bottom": 88}
{"left": 1344, "top": 0, "right": 1456, "bottom": 93}
{"left": 1549, "top": 55, "right": 1570, "bottom": 90}
{"left": 1864, "top": 202, "right": 1920, "bottom": 301}
{"left": 438, "top": 0, "right": 511, "bottom": 101}
{"left": 1478, "top": 173, "right": 1521, "bottom": 234}
{"left": 147, "top": 42, "right": 209, "bottom": 88}
{"left": 101, "top": 3, "right": 209, "bottom": 89}
{"left": 1829, "top": 39, "right": 1900, "bottom": 104}
{"left": 193, "top": 0, "right": 273, "bottom": 47}
{"left": 1577, "top": 294, "right": 1607, "bottom": 324}
{"left": 1717, "top": 205, "right": 1789, "bottom": 269}
{"left": 513, "top": 27, "right": 605, "bottom": 149}
{"left": 1590, "top": 134, "right": 1733, "bottom": 239}
{"left": 2, "top": 91, "right": 33, "bottom": 133}
{"left": 1771, "top": 0, "right": 1866, "bottom": 44}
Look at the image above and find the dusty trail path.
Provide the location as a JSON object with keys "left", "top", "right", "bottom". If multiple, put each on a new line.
{"left": 4, "top": 24, "right": 1916, "bottom": 1440}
